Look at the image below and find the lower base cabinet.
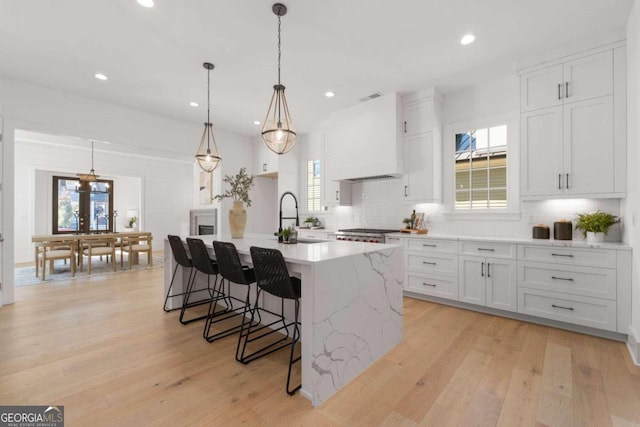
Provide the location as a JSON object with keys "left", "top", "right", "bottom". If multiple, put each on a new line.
{"left": 459, "top": 256, "right": 517, "bottom": 312}
{"left": 400, "top": 237, "right": 630, "bottom": 336}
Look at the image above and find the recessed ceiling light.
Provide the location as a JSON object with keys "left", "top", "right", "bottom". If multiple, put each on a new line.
{"left": 94, "top": 73, "right": 108, "bottom": 81}
{"left": 460, "top": 34, "right": 476, "bottom": 45}
{"left": 325, "top": 91, "right": 335, "bottom": 98}
{"left": 189, "top": 102, "right": 199, "bottom": 107}
{"left": 253, "top": 121, "right": 261, "bottom": 125}
{"left": 137, "top": 0, "right": 154, "bottom": 7}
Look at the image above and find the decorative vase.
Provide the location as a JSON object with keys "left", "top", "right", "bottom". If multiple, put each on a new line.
{"left": 229, "top": 200, "right": 247, "bottom": 239}
{"left": 586, "top": 231, "right": 604, "bottom": 243}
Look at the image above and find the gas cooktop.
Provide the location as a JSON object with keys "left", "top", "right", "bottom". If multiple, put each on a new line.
{"left": 337, "top": 228, "right": 398, "bottom": 234}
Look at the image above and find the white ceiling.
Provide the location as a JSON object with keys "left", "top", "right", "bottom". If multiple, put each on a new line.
{"left": 0, "top": 0, "right": 634, "bottom": 138}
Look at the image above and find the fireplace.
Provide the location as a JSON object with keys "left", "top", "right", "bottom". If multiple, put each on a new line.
{"left": 189, "top": 209, "right": 217, "bottom": 236}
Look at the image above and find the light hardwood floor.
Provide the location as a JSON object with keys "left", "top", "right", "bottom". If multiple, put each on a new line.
{"left": 1, "top": 267, "right": 639, "bottom": 426}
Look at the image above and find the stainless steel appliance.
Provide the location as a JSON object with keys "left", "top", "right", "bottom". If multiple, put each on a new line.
{"left": 335, "top": 228, "right": 398, "bottom": 243}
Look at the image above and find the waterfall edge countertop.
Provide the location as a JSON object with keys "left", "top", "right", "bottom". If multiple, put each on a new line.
{"left": 163, "top": 233, "right": 404, "bottom": 407}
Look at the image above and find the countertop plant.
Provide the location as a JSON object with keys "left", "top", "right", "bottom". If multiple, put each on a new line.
{"left": 214, "top": 167, "right": 254, "bottom": 206}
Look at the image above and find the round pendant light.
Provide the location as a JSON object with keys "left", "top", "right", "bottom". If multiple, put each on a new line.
{"left": 195, "top": 62, "right": 222, "bottom": 172}
{"left": 261, "top": 3, "right": 296, "bottom": 155}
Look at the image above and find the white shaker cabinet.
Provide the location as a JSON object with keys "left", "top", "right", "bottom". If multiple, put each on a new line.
{"left": 520, "top": 50, "right": 613, "bottom": 112}
{"left": 253, "top": 140, "right": 279, "bottom": 177}
{"left": 521, "top": 96, "right": 614, "bottom": 196}
{"left": 458, "top": 241, "right": 517, "bottom": 312}
{"left": 400, "top": 91, "right": 442, "bottom": 202}
{"left": 520, "top": 46, "right": 624, "bottom": 198}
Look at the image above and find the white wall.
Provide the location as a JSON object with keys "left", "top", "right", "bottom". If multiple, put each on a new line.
{"left": 1, "top": 78, "right": 254, "bottom": 304}
{"left": 307, "top": 75, "right": 622, "bottom": 243}
{"left": 14, "top": 135, "right": 188, "bottom": 263}
{"left": 626, "top": 0, "right": 640, "bottom": 350}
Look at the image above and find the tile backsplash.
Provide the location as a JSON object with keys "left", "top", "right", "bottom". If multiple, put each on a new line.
{"left": 307, "top": 178, "right": 623, "bottom": 242}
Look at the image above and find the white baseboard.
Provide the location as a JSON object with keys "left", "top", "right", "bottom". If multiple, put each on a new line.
{"left": 627, "top": 325, "right": 640, "bottom": 366}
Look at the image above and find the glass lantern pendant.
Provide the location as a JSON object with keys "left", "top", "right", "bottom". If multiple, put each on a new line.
{"left": 261, "top": 3, "right": 297, "bottom": 154}
{"left": 195, "top": 62, "right": 222, "bottom": 172}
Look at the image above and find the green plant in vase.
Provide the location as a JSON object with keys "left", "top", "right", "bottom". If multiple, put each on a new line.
{"left": 304, "top": 216, "right": 314, "bottom": 228}
{"left": 575, "top": 210, "right": 619, "bottom": 242}
{"left": 214, "top": 167, "right": 254, "bottom": 238}
{"left": 279, "top": 226, "right": 293, "bottom": 242}
{"left": 402, "top": 218, "right": 412, "bottom": 229}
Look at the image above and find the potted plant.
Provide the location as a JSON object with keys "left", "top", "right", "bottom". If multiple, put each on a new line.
{"left": 214, "top": 167, "right": 254, "bottom": 239}
{"left": 304, "top": 216, "right": 314, "bottom": 228}
{"left": 402, "top": 218, "right": 412, "bottom": 229}
{"left": 128, "top": 217, "right": 137, "bottom": 230}
{"left": 575, "top": 211, "right": 619, "bottom": 242}
{"left": 279, "top": 226, "right": 294, "bottom": 243}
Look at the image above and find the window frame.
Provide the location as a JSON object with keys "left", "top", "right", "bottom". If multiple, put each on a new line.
{"left": 443, "top": 113, "right": 519, "bottom": 219}
{"left": 52, "top": 175, "right": 114, "bottom": 234}
{"left": 306, "top": 159, "right": 322, "bottom": 213}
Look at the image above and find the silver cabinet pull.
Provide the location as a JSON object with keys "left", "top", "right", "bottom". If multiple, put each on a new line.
{"left": 404, "top": 185, "right": 408, "bottom": 197}
{"left": 487, "top": 263, "right": 491, "bottom": 278}
{"left": 422, "top": 261, "right": 437, "bottom": 265}
{"left": 566, "top": 173, "right": 569, "bottom": 189}
{"left": 552, "top": 304, "right": 574, "bottom": 311}
{"left": 263, "top": 163, "right": 267, "bottom": 172}
{"left": 335, "top": 190, "right": 339, "bottom": 200}
{"left": 481, "top": 262, "right": 484, "bottom": 277}
{"left": 552, "top": 276, "right": 574, "bottom": 281}
{"left": 565, "top": 82, "right": 569, "bottom": 98}
{"left": 558, "top": 83, "right": 561, "bottom": 100}
{"left": 404, "top": 121, "right": 407, "bottom": 133}
{"left": 551, "top": 253, "right": 574, "bottom": 258}
{"left": 477, "top": 248, "right": 495, "bottom": 252}
{"left": 558, "top": 173, "right": 562, "bottom": 189}
{"left": 422, "top": 244, "right": 437, "bottom": 247}
{"left": 422, "top": 282, "right": 436, "bottom": 287}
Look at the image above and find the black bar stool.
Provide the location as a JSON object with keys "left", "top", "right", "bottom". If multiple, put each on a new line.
{"left": 164, "top": 235, "right": 195, "bottom": 312}
{"left": 239, "top": 246, "right": 301, "bottom": 395}
{"left": 203, "top": 241, "right": 258, "bottom": 350}
{"left": 181, "top": 238, "right": 220, "bottom": 325}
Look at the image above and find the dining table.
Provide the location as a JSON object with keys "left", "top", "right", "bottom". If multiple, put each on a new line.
{"left": 32, "top": 231, "right": 153, "bottom": 275}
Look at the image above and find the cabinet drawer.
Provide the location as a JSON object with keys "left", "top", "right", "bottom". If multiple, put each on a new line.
{"left": 518, "top": 262, "right": 616, "bottom": 300}
{"left": 406, "top": 272, "right": 458, "bottom": 300}
{"left": 406, "top": 253, "right": 457, "bottom": 275}
{"left": 407, "top": 238, "right": 457, "bottom": 254}
{"left": 459, "top": 241, "right": 516, "bottom": 259}
{"left": 518, "top": 245, "right": 616, "bottom": 268}
{"left": 518, "top": 287, "right": 616, "bottom": 332}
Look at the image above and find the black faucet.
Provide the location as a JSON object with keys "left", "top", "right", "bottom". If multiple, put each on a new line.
{"left": 278, "top": 191, "right": 299, "bottom": 242}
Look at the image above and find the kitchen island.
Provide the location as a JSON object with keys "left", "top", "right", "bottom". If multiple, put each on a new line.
{"left": 164, "top": 234, "right": 404, "bottom": 406}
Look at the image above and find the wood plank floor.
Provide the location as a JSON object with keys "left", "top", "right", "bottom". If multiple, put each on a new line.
{"left": 1, "top": 267, "right": 639, "bottom": 426}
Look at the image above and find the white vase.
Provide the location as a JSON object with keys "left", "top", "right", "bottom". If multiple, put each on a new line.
{"left": 228, "top": 201, "right": 247, "bottom": 239}
{"left": 586, "top": 231, "right": 604, "bottom": 242}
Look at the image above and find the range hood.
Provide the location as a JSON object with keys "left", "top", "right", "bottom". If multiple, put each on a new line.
{"left": 325, "top": 93, "right": 403, "bottom": 182}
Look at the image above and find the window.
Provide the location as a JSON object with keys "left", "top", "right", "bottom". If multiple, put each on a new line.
{"left": 53, "top": 176, "right": 114, "bottom": 233}
{"left": 455, "top": 125, "right": 507, "bottom": 210}
{"left": 307, "top": 159, "right": 321, "bottom": 211}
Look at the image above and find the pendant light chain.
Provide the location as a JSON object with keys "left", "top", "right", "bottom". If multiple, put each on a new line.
{"left": 277, "top": 13, "right": 281, "bottom": 85}
{"left": 206, "top": 66, "right": 211, "bottom": 149}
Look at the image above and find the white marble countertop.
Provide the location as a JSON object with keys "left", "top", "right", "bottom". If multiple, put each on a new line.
{"left": 182, "top": 233, "right": 401, "bottom": 265}
{"left": 387, "top": 231, "right": 631, "bottom": 250}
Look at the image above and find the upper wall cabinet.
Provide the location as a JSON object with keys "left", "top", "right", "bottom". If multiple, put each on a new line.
{"left": 325, "top": 93, "right": 402, "bottom": 181}
{"left": 520, "top": 50, "right": 613, "bottom": 112}
{"left": 401, "top": 90, "right": 442, "bottom": 202}
{"left": 253, "top": 140, "right": 279, "bottom": 178}
{"left": 520, "top": 45, "right": 626, "bottom": 198}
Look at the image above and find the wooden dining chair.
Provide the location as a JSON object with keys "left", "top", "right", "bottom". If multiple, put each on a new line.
{"left": 120, "top": 234, "right": 153, "bottom": 269}
{"left": 80, "top": 237, "right": 117, "bottom": 274}
{"left": 37, "top": 241, "right": 76, "bottom": 281}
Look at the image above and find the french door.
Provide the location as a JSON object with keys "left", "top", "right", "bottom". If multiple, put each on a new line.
{"left": 53, "top": 176, "right": 114, "bottom": 234}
